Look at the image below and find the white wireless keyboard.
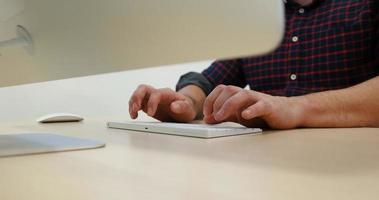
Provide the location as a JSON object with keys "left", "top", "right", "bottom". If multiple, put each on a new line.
{"left": 107, "top": 121, "right": 262, "bottom": 138}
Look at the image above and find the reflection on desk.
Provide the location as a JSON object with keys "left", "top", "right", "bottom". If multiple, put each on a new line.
{"left": 0, "top": 120, "right": 378, "bottom": 200}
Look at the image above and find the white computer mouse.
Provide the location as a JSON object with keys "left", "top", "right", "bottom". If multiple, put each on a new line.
{"left": 37, "top": 113, "right": 84, "bottom": 123}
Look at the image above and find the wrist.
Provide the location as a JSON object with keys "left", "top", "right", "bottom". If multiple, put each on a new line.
{"left": 288, "top": 95, "right": 311, "bottom": 127}
{"left": 182, "top": 94, "right": 204, "bottom": 120}
{"left": 178, "top": 85, "right": 206, "bottom": 119}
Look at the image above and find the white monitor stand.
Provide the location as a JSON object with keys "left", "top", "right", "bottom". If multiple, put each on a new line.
{"left": 0, "top": 133, "right": 105, "bottom": 157}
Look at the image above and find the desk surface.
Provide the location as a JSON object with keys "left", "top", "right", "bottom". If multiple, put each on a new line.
{"left": 0, "top": 120, "right": 378, "bottom": 200}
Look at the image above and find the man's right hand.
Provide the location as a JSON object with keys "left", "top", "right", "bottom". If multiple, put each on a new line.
{"left": 128, "top": 84, "right": 198, "bottom": 122}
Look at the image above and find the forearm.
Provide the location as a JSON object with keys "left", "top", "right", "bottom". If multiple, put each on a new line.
{"left": 294, "top": 76, "right": 379, "bottom": 128}
{"left": 178, "top": 85, "right": 206, "bottom": 119}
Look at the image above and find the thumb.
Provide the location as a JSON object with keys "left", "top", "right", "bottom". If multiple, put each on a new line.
{"left": 241, "top": 100, "right": 270, "bottom": 120}
{"left": 170, "top": 100, "right": 191, "bottom": 114}
{"left": 169, "top": 100, "right": 197, "bottom": 123}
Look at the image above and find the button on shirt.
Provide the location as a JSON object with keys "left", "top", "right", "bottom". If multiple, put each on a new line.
{"left": 195, "top": 0, "right": 379, "bottom": 96}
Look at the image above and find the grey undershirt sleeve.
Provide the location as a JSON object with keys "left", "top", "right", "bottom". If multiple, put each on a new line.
{"left": 175, "top": 72, "right": 214, "bottom": 96}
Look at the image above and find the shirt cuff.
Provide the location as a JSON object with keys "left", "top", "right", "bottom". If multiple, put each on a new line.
{"left": 175, "top": 72, "right": 214, "bottom": 96}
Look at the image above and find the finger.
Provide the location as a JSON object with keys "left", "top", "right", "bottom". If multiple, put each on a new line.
{"left": 129, "top": 85, "right": 153, "bottom": 118}
{"left": 214, "top": 90, "right": 258, "bottom": 121}
{"left": 128, "top": 96, "right": 137, "bottom": 119}
{"left": 146, "top": 88, "right": 178, "bottom": 116}
{"left": 134, "top": 85, "right": 154, "bottom": 109}
{"left": 141, "top": 94, "right": 150, "bottom": 114}
{"left": 203, "top": 85, "right": 226, "bottom": 116}
{"left": 241, "top": 100, "right": 272, "bottom": 120}
{"left": 203, "top": 114, "right": 219, "bottom": 124}
{"left": 212, "top": 86, "right": 240, "bottom": 116}
{"left": 146, "top": 92, "right": 162, "bottom": 116}
{"left": 128, "top": 101, "right": 134, "bottom": 118}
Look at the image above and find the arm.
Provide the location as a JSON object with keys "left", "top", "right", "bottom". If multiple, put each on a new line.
{"left": 202, "top": 76, "right": 379, "bottom": 129}
{"left": 295, "top": 76, "right": 379, "bottom": 127}
{"left": 292, "top": 10, "right": 379, "bottom": 127}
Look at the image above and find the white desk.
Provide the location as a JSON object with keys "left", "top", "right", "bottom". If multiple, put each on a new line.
{"left": 1, "top": 120, "right": 378, "bottom": 200}
{"left": 1, "top": 63, "right": 378, "bottom": 199}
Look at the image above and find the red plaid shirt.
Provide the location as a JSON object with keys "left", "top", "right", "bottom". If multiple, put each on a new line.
{"left": 201, "top": 0, "right": 379, "bottom": 96}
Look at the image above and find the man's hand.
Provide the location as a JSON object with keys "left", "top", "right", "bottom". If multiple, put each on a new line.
{"left": 128, "top": 84, "right": 198, "bottom": 122}
{"left": 203, "top": 85, "right": 303, "bottom": 129}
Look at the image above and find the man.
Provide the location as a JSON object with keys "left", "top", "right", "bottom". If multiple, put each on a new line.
{"left": 129, "top": 0, "right": 379, "bottom": 129}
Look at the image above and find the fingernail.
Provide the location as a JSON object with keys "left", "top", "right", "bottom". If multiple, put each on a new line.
{"left": 244, "top": 110, "right": 252, "bottom": 117}
{"left": 172, "top": 102, "right": 178, "bottom": 109}
{"left": 242, "top": 110, "right": 253, "bottom": 119}
{"left": 147, "top": 107, "right": 152, "bottom": 116}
